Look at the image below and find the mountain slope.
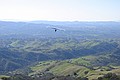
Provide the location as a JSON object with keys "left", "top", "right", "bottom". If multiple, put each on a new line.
{"left": 1, "top": 21, "right": 120, "bottom": 75}
{"left": 1, "top": 21, "right": 120, "bottom": 39}
{"left": 0, "top": 38, "right": 120, "bottom": 74}
{"left": 28, "top": 50, "right": 120, "bottom": 80}
{"left": 29, "top": 59, "right": 120, "bottom": 80}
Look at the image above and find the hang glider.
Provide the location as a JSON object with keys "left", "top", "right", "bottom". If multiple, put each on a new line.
{"left": 46, "top": 26, "right": 65, "bottom": 32}
{"left": 52, "top": 28, "right": 60, "bottom": 32}
{"left": 51, "top": 27, "right": 65, "bottom": 32}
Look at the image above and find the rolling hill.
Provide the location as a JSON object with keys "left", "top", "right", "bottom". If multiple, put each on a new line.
{"left": 0, "top": 38, "right": 120, "bottom": 74}
{"left": 1, "top": 21, "right": 120, "bottom": 80}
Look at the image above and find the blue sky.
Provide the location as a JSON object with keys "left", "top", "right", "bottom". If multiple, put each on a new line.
{"left": 0, "top": 0, "right": 120, "bottom": 21}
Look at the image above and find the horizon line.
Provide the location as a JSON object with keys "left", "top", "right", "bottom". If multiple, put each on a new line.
{"left": 0, "top": 19, "right": 120, "bottom": 22}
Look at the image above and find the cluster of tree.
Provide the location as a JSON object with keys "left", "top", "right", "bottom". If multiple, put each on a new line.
{"left": 1, "top": 73, "right": 120, "bottom": 80}
{"left": 0, "top": 73, "right": 89, "bottom": 80}
{"left": 97, "top": 73, "right": 120, "bottom": 80}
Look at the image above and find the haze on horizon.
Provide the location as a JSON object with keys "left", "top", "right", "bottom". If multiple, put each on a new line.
{"left": 0, "top": 0, "right": 120, "bottom": 21}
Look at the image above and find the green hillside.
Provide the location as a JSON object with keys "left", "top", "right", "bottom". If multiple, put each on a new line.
{"left": 29, "top": 58, "right": 120, "bottom": 80}
{"left": 0, "top": 38, "right": 120, "bottom": 74}
{"left": 1, "top": 21, "right": 120, "bottom": 80}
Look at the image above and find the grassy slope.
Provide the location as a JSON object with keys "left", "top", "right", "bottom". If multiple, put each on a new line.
{"left": 0, "top": 75, "right": 9, "bottom": 78}
{"left": 30, "top": 56, "right": 120, "bottom": 80}
{"left": 1, "top": 38, "right": 120, "bottom": 75}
